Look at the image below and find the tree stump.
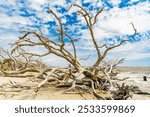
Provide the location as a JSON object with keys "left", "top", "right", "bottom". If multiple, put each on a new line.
{"left": 143, "top": 76, "right": 147, "bottom": 81}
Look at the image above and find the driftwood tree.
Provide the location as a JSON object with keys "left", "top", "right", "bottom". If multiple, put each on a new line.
{"left": 1, "top": 4, "right": 137, "bottom": 99}
{"left": 0, "top": 47, "right": 46, "bottom": 77}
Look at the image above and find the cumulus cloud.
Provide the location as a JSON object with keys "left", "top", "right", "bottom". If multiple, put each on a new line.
{"left": 108, "top": 33, "right": 150, "bottom": 61}
{"left": 96, "top": 1, "right": 150, "bottom": 37}
{"left": 28, "top": 0, "right": 48, "bottom": 11}
{"left": 109, "top": 0, "right": 121, "bottom": 6}
{"left": 0, "top": 31, "right": 19, "bottom": 41}
{"left": 0, "top": 0, "right": 150, "bottom": 66}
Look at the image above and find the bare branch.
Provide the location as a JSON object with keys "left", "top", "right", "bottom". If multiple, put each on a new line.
{"left": 36, "top": 67, "right": 58, "bottom": 90}
{"left": 71, "top": 4, "right": 101, "bottom": 63}
{"left": 92, "top": 7, "right": 104, "bottom": 25}
{"left": 2, "top": 68, "right": 39, "bottom": 76}
{"left": 64, "top": 33, "right": 77, "bottom": 61}
{"left": 92, "top": 22, "right": 137, "bottom": 69}
{"left": 49, "top": 9, "right": 65, "bottom": 48}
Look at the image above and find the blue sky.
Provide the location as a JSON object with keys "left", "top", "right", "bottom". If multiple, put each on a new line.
{"left": 0, "top": 0, "right": 150, "bottom": 67}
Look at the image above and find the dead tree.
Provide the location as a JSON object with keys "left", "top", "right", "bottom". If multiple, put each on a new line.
{"left": 0, "top": 48, "right": 46, "bottom": 77}
{"left": 9, "top": 4, "right": 137, "bottom": 99}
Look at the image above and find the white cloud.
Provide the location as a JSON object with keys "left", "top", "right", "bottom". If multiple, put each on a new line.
{"left": 43, "top": 55, "right": 68, "bottom": 67}
{"left": 40, "top": 25, "right": 50, "bottom": 35}
{"left": 96, "top": 2, "right": 150, "bottom": 38}
{"left": 68, "top": 1, "right": 150, "bottom": 52}
{"left": 28, "top": 0, "right": 48, "bottom": 11}
{"left": 0, "top": 30, "right": 21, "bottom": 50}
{"left": 0, "top": 14, "right": 32, "bottom": 31}
{"left": 31, "top": 0, "right": 47, "bottom": 5}
{"left": 112, "top": 34, "right": 150, "bottom": 53}
{"left": 109, "top": 0, "right": 121, "bottom": 6}
{"left": 0, "top": 31, "right": 19, "bottom": 41}
{"left": 0, "top": 0, "right": 16, "bottom": 6}
{"left": 28, "top": 3, "right": 42, "bottom": 11}
{"left": 50, "top": 0, "right": 67, "bottom": 7}
{"left": 129, "top": 0, "right": 140, "bottom": 4}
{"left": 0, "top": 0, "right": 150, "bottom": 66}
{"left": 126, "top": 53, "right": 150, "bottom": 60}
{"left": 108, "top": 33, "right": 150, "bottom": 61}
{"left": 83, "top": 0, "right": 93, "bottom": 3}
{"left": 130, "top": 0, "right": 139, "bottom": 2}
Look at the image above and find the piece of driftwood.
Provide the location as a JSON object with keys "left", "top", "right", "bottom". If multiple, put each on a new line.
{"left": 111, "top": 83, "right": 132, "bottom": 100}
{"left": 143, "top": 76, "right": 147, "bottom": 81}
{"left": 35, "top": 68, "right": 58, "bottom": 91}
